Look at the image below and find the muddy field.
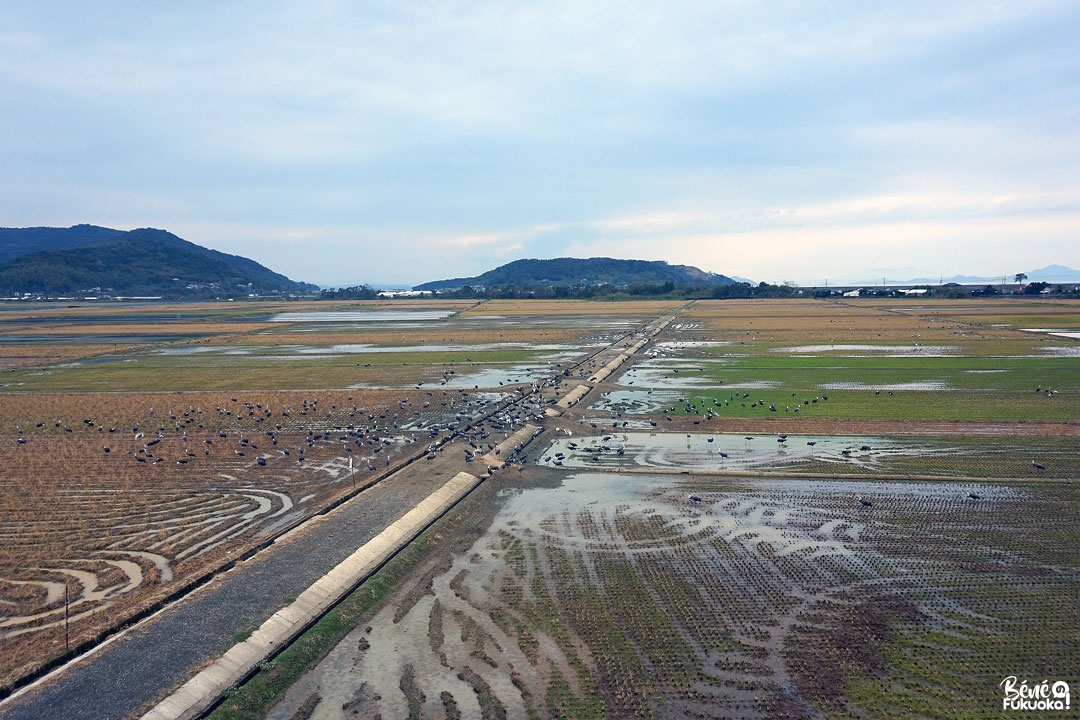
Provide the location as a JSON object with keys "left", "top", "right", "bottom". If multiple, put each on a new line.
{"left": 0, "top": 387, "right": 510, "bottom": 688}
{"left": 2, "top": 297, "right": 1079, "bottom": 718}
{"left": 265, "top": 468, "right": 1079, "bottom": 719}
{"left": 0, "top": 301, "right": 664, "bottom": 692}
{"left": 235, "top": 298, "right": 1080, "bottom": 720}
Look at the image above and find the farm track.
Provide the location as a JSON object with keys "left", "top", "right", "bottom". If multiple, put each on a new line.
{"left": 3, "top": 298, "right": 1078, "bottom": 720}
{"left": 0, "top": 312, "right": 673, "bottom": 720}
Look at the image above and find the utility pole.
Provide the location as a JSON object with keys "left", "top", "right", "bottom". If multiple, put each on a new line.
{"left": 64, "top": 584, "right": 70, "bottom": 653}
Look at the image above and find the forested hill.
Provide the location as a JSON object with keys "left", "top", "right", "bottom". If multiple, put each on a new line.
{"left": 0, "top": 225, "right": 318, "bottom": 298}
{"left": 414, "top": 257, "right": 734, "bottom": 291}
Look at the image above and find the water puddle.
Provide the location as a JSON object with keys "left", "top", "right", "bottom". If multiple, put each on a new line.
{"left": 58, "top": 358, "right": 138, "bottom": 367}
{"left": 265, "top": 470, "right": 1021, "bottom": 720}
{"left": 536, "top": 432, "right": 952, "bottom": 473}
{"left": 1022, "top": 328, "right": 1080, "bottom": 340}
{"left": 440, "top": 365, "right": 553, "bottom": 389}
{"left": 592, "top": 390, "right": 682, "bottom": 414}
{"left": 269, "top": 310, "right": 456, "bottom": 322}
{"left": 594, "top": 387, "right": 783, "bottom": 414}
{"left": 307, "top": 342, "right": 576, "bottom": 354}
{"left": 773, "top": 344, "right": 958, "bottom": 356}
{"left": 650, "top": 341, "right": 733, "bottom": 350}
{"left": 159, "top": 343, "right": 581, "bottom": 357}
{"left": 616, "top": 361, "right": 738, "bottom": 389}
{"left": 817, "top": 380, "right": 951, "bottom": 391}
{"left": 459, "top": 316, "right": 641, "bottom": 329}
{"left": 1040, "top": 346, "right": 1080, "bottom": 356}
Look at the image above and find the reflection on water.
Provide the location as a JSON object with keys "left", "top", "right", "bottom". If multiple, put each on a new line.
{"left": 441, "top": 359, "right": 576, "bottom": 388}
{"left": 536, "top": 432, "right": 963, "bottom": 473}
{"left": 772, "top": 344, "right": 958, "bottom": 356}
{"left": 595, "top": 386, "right": 783, "bottom": 414}
{"left": 265, "top": 460, "right": 1029, "bottom": 720}
{"left": 269, "top": 310, "right": 456, "bottom": 322}
{"left": 817, "top": 380, "right": 951, "bottom": 391}
{"left": 1022, "top": 328, "right": 1080, "bottom": 340}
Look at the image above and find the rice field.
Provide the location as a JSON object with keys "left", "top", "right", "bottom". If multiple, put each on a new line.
{"left": 261, "top": 471, "right": 1079, "bottom": 720}
{"left": 2, "top": 296, "right": 1078, "bottom": 718}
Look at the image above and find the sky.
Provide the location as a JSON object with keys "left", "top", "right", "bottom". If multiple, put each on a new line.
{"left": 2, "top": 1, "right": 1078, "bottom": 288}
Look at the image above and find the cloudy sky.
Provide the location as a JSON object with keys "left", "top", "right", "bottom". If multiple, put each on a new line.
{"left": 2, "top": 1, "right": 1078, "bottom": 287}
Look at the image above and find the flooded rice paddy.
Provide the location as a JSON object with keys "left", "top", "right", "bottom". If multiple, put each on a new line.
{"left": 529, "top": 431, "right": 1064, "bottom": 478}
{"left": 537, "top": 432, "right": 910, "bottom": 473}
{"left": 5, "top": 298, "right": 1079, "bottom": 717}
{"left": 438, "top": 364, "right": 560, "bottom": 389}
{"left": 156, "top": 343, "right": 579, "bottom": 357}
{"left": 268, "top": 471, "right": 1078, "bottom": 719}
{"left": 616, "top": 361, "right": 736, "bottom": 389}
{"left": 1022, "top": 328, "right": 1080, "bottom": 340}
{"left": 1038, "top": 345, "right": 1080, "bottom": 356}
{"left": 772, "top": 344, "right": 959, "bottom": 356}
{"left": 593, "top": 388, "right": 789, "bottom": 415}
{"left": 817, "top": 380, "right": 951, "bottom": 391}
{"left": 269, "top": 310, "right": 458, "bottom": 323}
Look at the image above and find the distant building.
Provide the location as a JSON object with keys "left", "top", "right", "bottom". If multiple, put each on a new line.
{"left": 378, "top": 290, "right": 433, "bottom": 298}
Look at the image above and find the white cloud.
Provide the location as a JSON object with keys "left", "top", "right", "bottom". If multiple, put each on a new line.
{"left": 1, "top": 1, "right": 1078, "bottom": 286}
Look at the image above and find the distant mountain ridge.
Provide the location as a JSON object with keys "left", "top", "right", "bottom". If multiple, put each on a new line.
{"left": 414, "top": 257, "right": 735, "bottom": 291}
{"left": 0, "top": 225, "right": 318, "bottom": 298}
{"left": 900, "top": 264, "right": 1080, "bottom": 286}
{"left": 0, "top": 224, "right": 127, "bottom": 265}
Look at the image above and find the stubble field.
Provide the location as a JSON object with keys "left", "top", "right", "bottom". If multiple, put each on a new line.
{"left": 1, "top": 297, "right": 1078, "bottom": 719}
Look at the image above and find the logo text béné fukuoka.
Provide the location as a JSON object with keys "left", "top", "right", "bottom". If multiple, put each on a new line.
{"left": 1001, "top": 676, "right": 1071, "bottom": 712}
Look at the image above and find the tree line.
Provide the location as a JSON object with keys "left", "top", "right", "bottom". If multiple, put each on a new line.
{"left": 319, "top": 280, "right": 1077, "bottom": 301}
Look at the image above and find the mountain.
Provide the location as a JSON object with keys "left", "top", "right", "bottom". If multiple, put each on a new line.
{"left": 414, "top": 257, "right": 735, "bottom": 291}
{"left": 857, "top": 265, "right": 1080, "bottom": 286}
{"left": 0, "top": 225, "right": 318, "bottom": 298}
{"left": 0, "top": 225, "right": 127, "bottom": 265}
{"left": 910, "top": 273, "right": 1000, "bottom": 285}
{"left": 1026, "top": 264, "right": 1080, "bottom": 282}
